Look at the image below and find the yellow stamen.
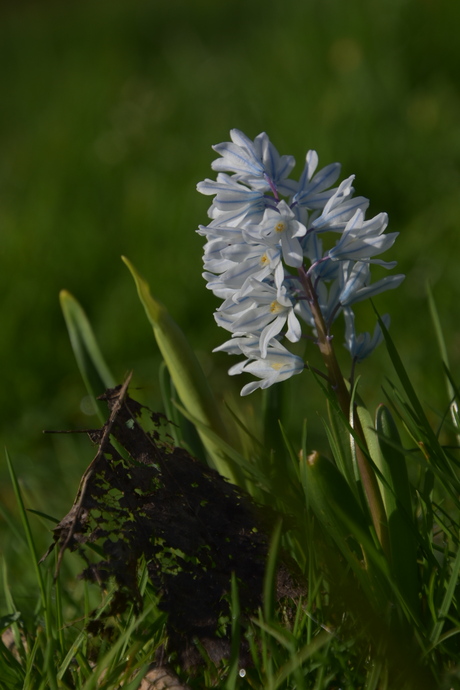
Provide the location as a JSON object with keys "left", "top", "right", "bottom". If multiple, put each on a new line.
{"left": 275, "top": 221, "right": 286, "bottom": 233}
{"left": 270, "top": 300, "right": 283, "bottom": 313}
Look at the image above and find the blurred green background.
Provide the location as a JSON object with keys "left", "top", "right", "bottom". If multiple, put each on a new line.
{"left": 2, "top": 0, "right": 460, "bottom": 565}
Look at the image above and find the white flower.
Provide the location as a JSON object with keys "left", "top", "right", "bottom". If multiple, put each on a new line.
{"left": 339, "top": 261, "right": 405, "bottom": 307}
{"left": 214, "top": 294, "right": 257, "bottom": 333}
{"left": 253, "top": 200, "right": 307, "bottom": 268}
{"left": 213, "top": 334, "right": 261, "bottom": 357}
{"left": 223, "top": 282, "right": 302, "bottom": 357}
{"left": 204, "top": 243, "right": 283, "bottom": 298}
{"left": 211, "top": 129, "right": 266, "bottom": 178}
{"left": 310, "top": 176, "right": 369, "bottom": 233}
{"left": 197, "top": 129, "right": 405, "bottom": 393}
{"left": 202, "top": 238, "right": 238, "bottom": 274}
{"left": 293, "top": 150, "right": 342, "bottom": 210}
{"left": 197, "top": 173, "right": 266, "bottom": 224}
{"left": 344, "top": 308, "right": 390, "bottom": 362}
{"left": 328, "top": 210, "right": 399, "bottom": 263}
{"left": 227, "top": 339, "right": 304, "bottom": 396}
{"left": 211, "top": 129, "right": 296, "bottom": 195}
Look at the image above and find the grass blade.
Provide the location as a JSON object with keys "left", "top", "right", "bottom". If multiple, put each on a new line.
{"left": 428, "top": 284, "right": 460, "bottom": 440}
{"left": 430, "top": 544, "right": 460, "bottom": 646}
{"left": 5, "top": 450, "right": 47, "bottom": 617}
{"left": 263, "top": 519, "right": 283, "bottom": 623}
{"left": 225, "top": 573, "right": 241, "bottom": 690}
{"left": 60, "top": 290, "right": 116, "bottom": 422}
{"left": 375, "top": 404, "right": 420, "bottom": 618}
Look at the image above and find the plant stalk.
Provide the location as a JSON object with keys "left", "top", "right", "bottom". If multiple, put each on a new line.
{"left": 299, "top": 269, "right": 389, "bottom": 556}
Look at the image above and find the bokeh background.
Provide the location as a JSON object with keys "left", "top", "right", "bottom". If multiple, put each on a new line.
{"left": 2, "top": 0, "right": 460, "bottom": 565}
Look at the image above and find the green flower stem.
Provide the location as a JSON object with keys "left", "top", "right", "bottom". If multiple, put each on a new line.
{"left": 299, "top": 270, "right": 389, "bottom": 556}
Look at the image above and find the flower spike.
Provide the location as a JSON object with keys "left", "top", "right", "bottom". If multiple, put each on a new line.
{"left": 197, "top": 130, "right": 404, "bottom": 394}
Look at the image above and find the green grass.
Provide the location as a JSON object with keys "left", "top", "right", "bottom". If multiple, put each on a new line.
{"left": 2, "top": 278, "right": 460, "bottom": 687}
{"left": 3, "top": 361, "right": 460, "bottom": 688}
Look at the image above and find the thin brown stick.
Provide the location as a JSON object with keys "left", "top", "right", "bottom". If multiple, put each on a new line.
{"left": 40, "top": 373, "right": 133, "bottom": 577}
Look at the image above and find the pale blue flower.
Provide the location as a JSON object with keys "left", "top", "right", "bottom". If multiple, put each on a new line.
{"left": 204, "top": 243, "right": 283, "bottom": 298}
{"left": 328, "top": 210, "right": 399, "bottom": 263}
{"left": 251, "top": 132, "right": 298, "bottom": 195}
{"left": 211, "top": 129, "right": 296, "bottom": 195}
{"left": 218, "top": 281, "right": 302, "bottom": 357}
{"left": 344, "top": 308, "right": 390, "bottom": 362}
{"left": 197, "top": 221, "right": 244, "bottom": 240}
{"left": 227, "top": 339, "right": 304, "bottom": 396}
{"left": 339, "top": 261, "right": 405, "bottom": 307}
{"left": 293, "top": 150, "right": 342, "bottom": 210}
{"left": 254, "top": 200, "right": 307, "bottom": 268}
{"left": 214, "top": 294, "right": 257, "bottom": 333}
{"left": 310, "top": 176, "right": 369, "bottom": 232}
{"left": 197, "top": 129, "right": 405, "bottom": 394}
{"left": 211, "top": 129, "right": 266, "bottom": 178}
{"left": 213, "top": 334, "right": 261, "bottom": 357}
{"left": 202, "top": 238, "right": 239, "bottom": 274}
{"left": 197, "top": 173, "right": 266, "bottom": 224}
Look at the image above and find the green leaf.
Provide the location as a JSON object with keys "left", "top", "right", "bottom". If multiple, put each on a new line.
{"left": 303, "top": 450, "right": 371, "bottom": 548}
{"left": 326, "top": 398, "right": 359, "bottom": 494}
{"left": 60, "top": 290, "right": 116, "bottom": 422}
{"left": 262, "top": 383, "right": 285, "bottom": 458}
{"left": 430, "top": 545, "right": 460, "bottom": 647}
{"left": 5, "top": 450, "right": 46, "bottom": 610}
{"left": 377, "top": 310, "right": 460, "bottom": 498}
{"left": 263, "top": 519, "right": 283, "bottom": 623}
{"left": 225, "top": 573, "right": 241, "bottom": 690}
{"left": 427, "top": 284, "right": 460, "bottom": 439}
{"left": 122, "top": 256, "right": 242, "bottom": 484}
{"left": 26, "top": 509, "right": 60, "bottom": 524}
{"left": 158, "top": 362, "right": 206, "bottom": 459}
{"left": 5, "top": 449, "right": 56, "bottom": 661}
{"left": 375, "top": 404, "right": 420, "bottom": 618}
{"left": 158, "top": 361, "right": 181, "bottom": 446}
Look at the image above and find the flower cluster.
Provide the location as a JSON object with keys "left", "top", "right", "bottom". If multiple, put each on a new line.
{"left": 197, "top": 130, "right": 404, "bottom": 395}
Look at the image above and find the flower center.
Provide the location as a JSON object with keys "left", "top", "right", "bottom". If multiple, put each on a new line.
{"left": 275, "top": 221, "right": 286, "bottom": 234}
{"left": 270, "top": 300, "right": 283, "bottom": 314}
{"left": 270, "top": 362, "right": 283, "bottom": 371}
{"left": 260, "top": 253, "right": 269, "bottom": 266}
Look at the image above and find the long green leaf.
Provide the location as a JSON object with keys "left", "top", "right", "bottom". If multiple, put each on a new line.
{"left": 376, "top": 404, "right": 420, "bottom": 618}
{"left": 377, "top": 311, "right": 460, "bottom": 495}
{"left": 225, "top": 573, "right": 241, "bottom": 690}
{"left": 263, "top": 519, "right": 283, "bottom": 622}
{"left": 158, "top": 361, "right": 206, "bottom": 459}
{"left": 427, "top": 284, "right": 460, "bottom": 440}
{"left": 5, "top": 449, "right": 56, "bottom": 665}
{"left": 303, "top": 451, "right": 372, "bottom": 546}
{"left": 430, "top": 544, "right": 460, "bottom": 646}
{"left": 158, "top": 361, "right": 181, "bottom": 446}
{"left": 326, "top": 398, "right": 359, "bottom": 492}
{"left": 60, "top": 290, "right": 116, "bottom": 422}
{"left": 122, "top": 256, "right": 242, "bottom": 484}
